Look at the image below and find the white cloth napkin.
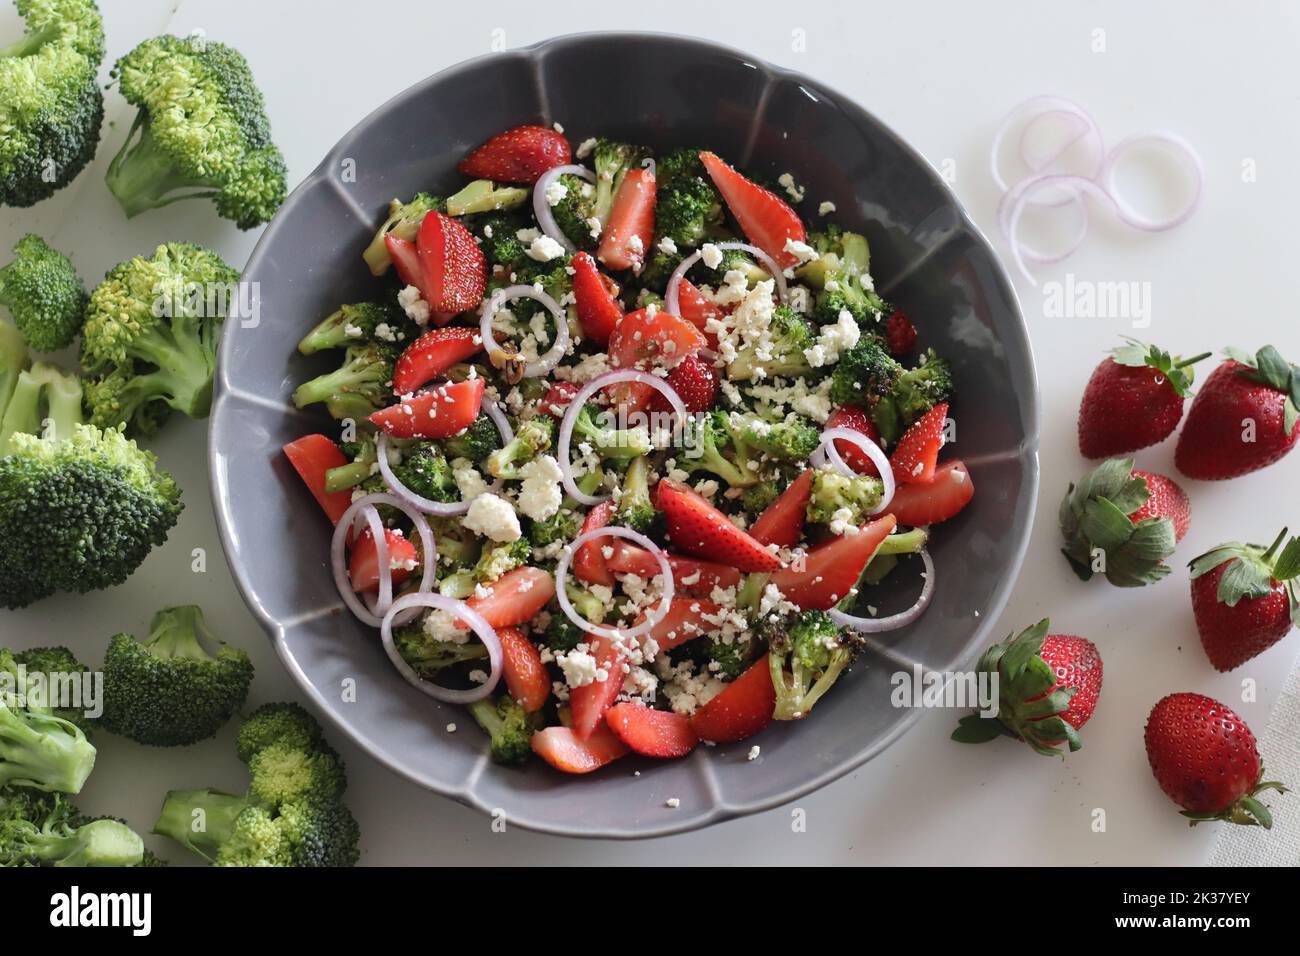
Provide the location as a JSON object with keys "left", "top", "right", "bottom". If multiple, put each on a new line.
{"left": 1210, "top": 655, "right": 1300, "bottom": 867}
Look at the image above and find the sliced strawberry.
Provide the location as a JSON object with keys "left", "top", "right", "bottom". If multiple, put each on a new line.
{"left": 497, "top": 626, "right": 550, "bottom": 713}
{"left": 416, "top": 211, "right": 487, "bottom": 314}
{"left": 656, "top": 479, "right": 782, "bottom": 573}
{"left": 571, "top": 251, "right": 623, "bottom": 345}
{"left": 597, "top": 166, "right": 655, "bottom": 272}
{"left": 606, "top": 703, "right": 698, "bottom": 758}
{"left": 826, "top": 406, "right": 882, "bottom": 475}
{"left": 569, "top": 633, "right": 625, "bottom": 739}
{"left": 531, "top": 723, "right": 628, "bottom": 774}
{"left": 649, "top": 353, "right": 716, "bottom": 415}
{"left": 769, "top": 514, "right": 897, "bottom": 610}
{"left": 391, "top": 327, "right": 484, "bottom": 395}
{"left": 369, "top": 378, "right": 485, "bottom": 439}
{"left": 573, "top": 500, "right": 616, "bottom": 587}
{"left": 541, "top": 380, "right": 578, "bottom": 418}
{"left": 605, "top": 543, "right": 741, "bottom": 597}
{"left": 348, "top": 527, "right": 417, "bottom": 592}
{"left": 885, "top": 311, "right": 918, "bottom": 355}
{"left": 887, "top": 460, "right": 974, "bottom": 527}
{"left": 458, "top": 124, "right": 571, "bottom": 184}
{"left": 607, "top": 308, "right": 707, "bottom": 412}
{"left": 748, "top": 469, "right": 814, "bottom": 548}
{"left": 385, "top": 234, "right": 425, "bottom": 294}
{"left": 629, "top": 596, "right": 725, "bottom": 652}
{"left": 699, "top": 152, "right": 806, "bottom": 269}
{"left": 460, "top": 566, "right": 555, "bottom": 630}
{"left": 689, "top": 655, "right": 776, "bottom": 743}
{"left": 675, "top": 278, "right": 721, "bottom": 346}
{"left": 282, "top": 435, "right": 353, "bottom": 524}
{"left": 890, "top": 402, "right": 948, "bottom": 484}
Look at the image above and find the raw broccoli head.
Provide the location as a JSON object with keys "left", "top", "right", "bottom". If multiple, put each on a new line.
{"left": 800, "top": 226, "right": 869, "bottom": 283}
{"left": 101, "top": 605, "right": 253, "bottom": 746}
{"left": 0, "top": 360, "right": 82, "bottom": 454}
{"left": 442, "top": 413, "right": 504, "bottom": 463}
{"left": 0, "top": 423, "right": 182, "bottom": 609}
{"left": 696, "top": 636, "right": 756, "bottom": 681}
{"left": 486, "top": 414, "right": 555, "bottom": 479}
{"left": 82, "top": 365, "right": 173, "bottom": 437}
{"left": 638, "top": 247, "right": 684, "bottom": 293}
{"left": 247, "top": 740, "right": 346, "bottom": 809}
{"left": 235, "top": 701, "right": 323, "bottom": 763}
{"left": 548, "top": 172, "right": 599, "bottom": 251}
{"left": 767, "top": 609, "right": 861, "bottom": 720}
{"left": 717, "top": 248, "right": 771, "bottom": 285}
{"left": 390, "top": 442, "right": 458, "bottom": 503}
{"left": 468, "top": 693, "right": 539, "bottom": 766}
{"left": 393, "top": 624, "right": 489, "bottom": 679}
{"left": 737, "top": 413, "right": 821, "bottom": 463}
{"left": 828, "top": 336, "right": 903, "bottom": 408}
{"left": 592, "top": 138, "right": 646, "bottom": 225}
{"left": 362, "top": 192, "right": 444, "bottom": 275}
{"left": 0, "top": 789, "right": 143, "bottom": 867}
{"left": 614, "top": 454, "right": 657, "bottom": 534}
{"left": 106, "top": 34, "right": 287, "bottom": 228}
{"left": 806, "top": 468, "right": 884, "bottom": 526}
{"left": 291, "top": 339, "right": 397, "bottom": 420}
{"left": 728, "top": 305, "right": 816, "bottom": 382}
{"left": 542, "top": 613, "right": 586, "bottom": 654}
{"left": 81, "top": 242, "right": 240, "bottom": 428}
{"left": 0, "top": 648, "right": 96, "bottom": 792}
{"left": 0, "top": 235, "right": 87, "bottom": 351}
{"left": 15, "top": 644, "right": 91, "bottom": 734}
{"left": 800, "top": 227, "right": 888, "bottom": 329}
{"left": 476, "top": 538, "right": 531, "bottom": 582}
{"left": 298, "top": 300, "right": 410, "bottom": 355}
{"left": 872, "top": 348, "right": 953, "bottom": 445}
{"left": 0, "top": 0, "right": 105, "bottom": 208}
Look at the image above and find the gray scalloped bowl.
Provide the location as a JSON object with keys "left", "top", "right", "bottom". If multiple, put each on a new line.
{"left": 210, "top": 32, "right": 1038, "bottom": 839}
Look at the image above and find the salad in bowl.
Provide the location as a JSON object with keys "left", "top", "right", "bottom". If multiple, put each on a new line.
{"left": 281, "top": 122, "right": 974, "bottom": 775}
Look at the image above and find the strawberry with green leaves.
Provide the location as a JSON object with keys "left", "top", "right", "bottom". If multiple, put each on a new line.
{"left": 1059, "top": 458, "right": 1189, "bottom": 587}
{"left": 1144, "top": 692, "right": 1287, "bottom": 827}
{"left": 1077, "top": 338, "right": 1208, "bottom": 459}
{"left": 1189, "top": 529, "right": 1300, "bottom": 671}
{"left": 1175, "top": 345, "right": 1300, "bottom": 480}
{"left": 952, "top": 619, "right": 1102, "bottom": 756}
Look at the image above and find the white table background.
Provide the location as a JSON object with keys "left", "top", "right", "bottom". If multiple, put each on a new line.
{"left": 3, "top": 0, "right": 1298, "bottom": 865}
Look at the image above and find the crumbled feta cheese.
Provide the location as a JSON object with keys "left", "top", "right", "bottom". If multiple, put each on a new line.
{"left": 544, "top": 179, "right": 568, "bottom": 207}
{"left": 527, "top": 234, "right": 565, "bottom": 262}
{"left": 451, "top": 459, "right": 488, "bottom": 500}
{"left": 374, "top": 322, "right": 398, "bottom": 343}
{"left": 700, "top": 243, "right": 724, "bottom": 270}
{"left": 777, "top": 172, "right": 805, "bottom": 202}
{"left": 665, "top": 798, "right": 680, "bottom": 809}
{"left": 747, "top": 745, "right": 761, "bottom": 761}
{"left": 397, "top": 285, "right": 430, "bottom": 325}
{"left": 783, "top": 238, "right": 819, "bottom": 264}
{"left": 447, "top": 723, "right": 457, "bottom": 733}
{"left": 462, "top": 493, "right": 521, "bottom": 542}
{"left": 576, "top": 137, "right": 598, "bottom": 159}
{"left": 818, "top": 200, "right": 837, "bottom": 216}
{"left": 657, "top": 236, "right": 678, "bottom": 255}
{"left": 552, "top": 121, "right": 565, "bottom": 134}
{"left": 628, "top": 234, "right": 644, "bottom": 255}
{"left": 423, "top": 608, "right": 469, "bottom": 644}
{"left": 557, "top": 648, "right": 606, "bottom": 688}
{"left": 586, "top": 217, "right": 602, "bottom": 239}
{"left": 517, "top": 455, "right": 563, "bottom": 521}
{"left": 804, "top": 308, "right": 861, "bottom": 368}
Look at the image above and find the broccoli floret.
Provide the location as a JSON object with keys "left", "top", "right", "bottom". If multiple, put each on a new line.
{"left": 741, "top": 483, "right": 779, "bottom": 516}
{"left": 549, "top": 173, "right": 599, "bottom": 250}
{"left": 81, "top": 365, "right": 173, "bottom": 437}
{"left": 154, "top": 703, "right": 359, "bottom": 867}
{"left": 445, "top": 179, "right": 528, "bottom": 217}
{"left": 291, "top": 340, "right": 397, "bottom": 420}
{"left": 323, "top": 437, "right": 376, "bottom": 493}
{"left": 530, "top": 508, "right": 580, "bottom": 548}
{"left": 427, "top": 514, "right": 479, "bottom": 569}
{"left": 0, "top": 649, "right": 95, "bottom": 792}
{"left": 676, "top": 409, "right": 759, "bottom": 488}
{"left": 0, "top": 423, "right": 182, "bottom": 608}
{"left": 800, "top": 227, "right": 888, "bottom": 328}
{"left": 737, "top": 413, "right": 821, "bottom": 463}
{"left": 571, "top": 402, "right": 652, "bottom": 463}
{"left": 390, "top": 442, "right": 458, "bottom": 503}
{"left": 105, "top": 35, "right": 287, "bottom": 228}
{"left": 0, "top": 235, "right": 87, "bottom": 351}
{"left": 717, "top": 247, "right": 771, "bottom": 285}
{"left": 362, "top": 192, "right": 444, "bottom": 275}
{"left": 101, "top": 605, "right": 253, "bottom": 746}
{"left": 728, "top": 305, "right": 816, "bottom": 381}
{"left": 476, "top": 210, "right": 531, "bottom": 272}
{"left": 298, "top": 300, "right": 410, "bottom": 355}
{"left": 0, "top": 360, "right": 81, "bottom": 454}
{"left": 468, "top": 694, "right": 538, "bottom": 766}
{"left": 441, "top": 537, "right": 534, "bottom": 597}
{"left": 0, "top": 0, "right": 105, "bottom": 207}
{"left": 442, "top": 413, "right": 505, "bottom": 464}
{"left": 15, "top": 645, "right": 91, "bottom": 733}
{"left": 767, "top": 609, "right": 861, "bottom": 720}
{"left": 592, "top": 139, "right": 646, "bottom": 226}
{"left": 806, "top": 468, "right": 885, "bottom": 526}
{"left": 542, "top": 613, "right": 587, "bottom": 654}
{"left": 655, "top": 150, "right": 723, "bottom": 249}
{"left": 871, "top": 348, "right": 953, "bottom": 445}
{"left": 393, "top": 623, "right": 489, "bottom": 677}
{"left": 685, "top": 635, "right": 757, "bottom": 681}
{"left": 828, "top": 336, "right": 903, "bottom": 409}
{"left": 615, "top": 454, "right": 656, "bottom": 533}
{"left": 0, "top": 789, "right": 143, "bottom": 866}
{"left": 486, "top": 415, "right": 555, "bottom": 479}
{"left": 81, "top": 242, "right": 240, "bottom": 431}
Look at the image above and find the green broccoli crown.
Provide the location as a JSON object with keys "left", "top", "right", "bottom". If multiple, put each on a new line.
{"left": 573, "top": 402, "right": 652, "bottom": 463}
{"left": 872, "top": 348, "right": 953, "bottom": 445}
{"left": 235, "top": 701, "right": 323, "bottom": 763}
{"left": 468, "top": 694, "right": 538, "bottom": 766}
{"left": 811, "top": 284, "right": 888, "bottom": 330}
{"left": 269, "top": 793, "right": 360, "bottom": 867}
{"left": 549, "top": 172, "right": 598, "bottom": 251}
{"left": 0, "top": 1, "right": 105, "bottom": 207}
{"left": 81, "top": 242, "right": 239, "bottom": 423}
{"left": 475, "top": 538, "right": 531, "bottom": 583}
{"left": 247, "top": 740, "right": 345, "bottom": 809}
{"left": 298, "top": 300, "right": 409, "bottom": 355}
{"left": 739, "top": 413, "right": 821, "bottom": 463}
{"left": 391, "top": 442, "right": 458, "bottom": 503}
{"left": 828, "top": 336, "right": 903, "bottom": 408}
{"left": 592, "top": 138, "right": 646, "bottom": 224}
{"left": 476, "top": 211, "right": 530, "bottom": 272}
{"left": 290, "top": 340, "right": 396, "bottom": 420}
{"left": 0, "top": 423, "right": 182, "bottom": 609}
{"left": 614, "top": 454, "right": 658, "bottom": 534}
{"left": 106, "top": 35, "right": 286, "bottom": 228}
{"left": 768, "top": 609, "right": 859, "bottom": 720}
{"left": 728, "top": 306, "right": 815, "bottom": 381}
{"left": 718, "top": 248, "right": 771, "bottom": 284}
{"left": 740, "top": 482, "right": 779, "bottom": 516}
{"left": 702, "top": 637, "right": 756, "bottom": 680}
{"left": 83, "top": 363, "right": 173, "bottom": 437}
{"left": 656, "top": 172, "right": 722, "bottom": 249}
{"left": 0, "top": 789, "right": 143, "bottom": 867}
{"left": 0, "top": 360, "right": 82, "bottom": 454}
{"left": 393, "top": 624, "right": 489, "bottom": 679}
{"left": 542, "top": 612, "right": 588, "bottom": 654}
{"left": 529, "top": 506, "right": 580, "bottom": 548}
{"left": 101, "top": 605, "right": 253, "bottom": 746}
{"left": 0, "top": 235, "right": 87, "bottom": 351}
{"left": 362, "top": 192, "right": 444, "bottom": 275}
{"left": 806, "top": 467, "right": 884, "bottom": 525}
{"left": 15, "top": 644, "right": 91, "bottom": 734}
{"left": 0, "top": 649, "right": 96, "bottom": 792}
{"left": 485, "top": 414, "right": 555, "bottom": 479}
{"left": 442, "top": 412, "right": 504, "bottom": 463}
{"left": 675, "top": 409, "right": 759, "bottom": 488}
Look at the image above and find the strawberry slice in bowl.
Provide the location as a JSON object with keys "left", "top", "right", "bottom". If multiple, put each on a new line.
{"left": 607, "top": 308, "right": 707, "bottom": 413}
{"left": 656, "top": 478, "right": 782, "bottom": 573}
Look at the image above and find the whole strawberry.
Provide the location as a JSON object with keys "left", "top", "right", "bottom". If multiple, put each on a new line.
{"left": 1059, "top": 458, "right": 1189, "bottom": 586}
{"left": 1175, "top": 346, "right": 1300, "bottom": 480}
{"left": 952, "top": 619, "right": 1102, "bottom": 756}
{"left": 1189, "top": 529, "right": 1300, "bottom": 671}
{"left": 1078, "top": 338, "right": 1208, "bottom": 458}
{"left": 1144, "top": 692, "right": 1286, "bottom": 827}
{"left": 649, "top": 353, "right": 716, "bottom": 415}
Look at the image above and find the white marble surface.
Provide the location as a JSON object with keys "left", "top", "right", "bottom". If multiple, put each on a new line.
{"left": 2, "top": 0, "right": 1298, "bottom": 865}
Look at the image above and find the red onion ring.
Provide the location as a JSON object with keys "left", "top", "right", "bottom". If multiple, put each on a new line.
{"left": 812, "top": 426, "right": 895, "bottom": 515}
{"left": 830, "top": 549, "right": 934, "bottom": 633}
{"left": 554, "top": 526, "right": 674, "bottom": 641}
{"left": 479, "top": 285, "right": 570, "bottom": 377}
{"left": 664, "top": 241, "right": 788, "bottom": 319}
{"left": 1099, "top": 131, "right": 1204, "bottom": 232}
{"left": 379, "top": 592, "right": 502, "bottom": 703}
{"left": 991, "top": 95, "right": 1104, "bottom": 199}
{"left": 1001, "top": 174, "right": 1119, "bottom": 285}
{"left": 557, "top": 369, "right": 686, "bottom": 506}
{"left": 330, "top": 492, "right": 436, "bottom": 627}
{"left": 533, "top": 164, "right": 596, "bottom": 253}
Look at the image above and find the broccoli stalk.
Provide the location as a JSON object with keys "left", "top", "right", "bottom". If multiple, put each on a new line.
{"left": 101, "top": 605, "right": 253, "bottom": 747}
{"left": 439, "top": 538, "right": 532, "bottom": 598}
{"left": 291, "top": 341, "right": 396, "bottom": 420}
{"left": 0, "top": 361, "right": 82, "bottom": 455}
{"left": 0, "top": 790, "right": 143, "bottom": 867}
{"left": 324, "top": 438, "right": 377, "bottom": 493}
{"left": 486, "top": 415, "right": 555, "bottom": 479}
{"left": 445, "top": 179, "right": 529, "bottom": 217}
{"left": 362, "top": 192, "right": 444, "bottom": 275}
{"left": 615, "top": 455, "right": 656, "bottom": 533}
{"left": 727, "top": 306, "right": 816, "bottom": 381}
{"left": 0, "top": 235, "right": 88, "bottom": 352}
{"left": 0, "top": 650, "right": 96, "bottom": 792}
{"left": 572, "top": 402, "right": 652, "bottom": 462}
{"left": 467, "top": 694, "right": 538, "bottom": 765}
{"left": 0, "top": 321, "right": 26, "bottom": 416}
{"left": 298, "top": 301, "right": 409, "bottom": 355}
{"left": 767, "top": 610, "right": 861, "bottom": 720}
{"left": 677, "top": 410, "right": 759, "bottom": 488}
